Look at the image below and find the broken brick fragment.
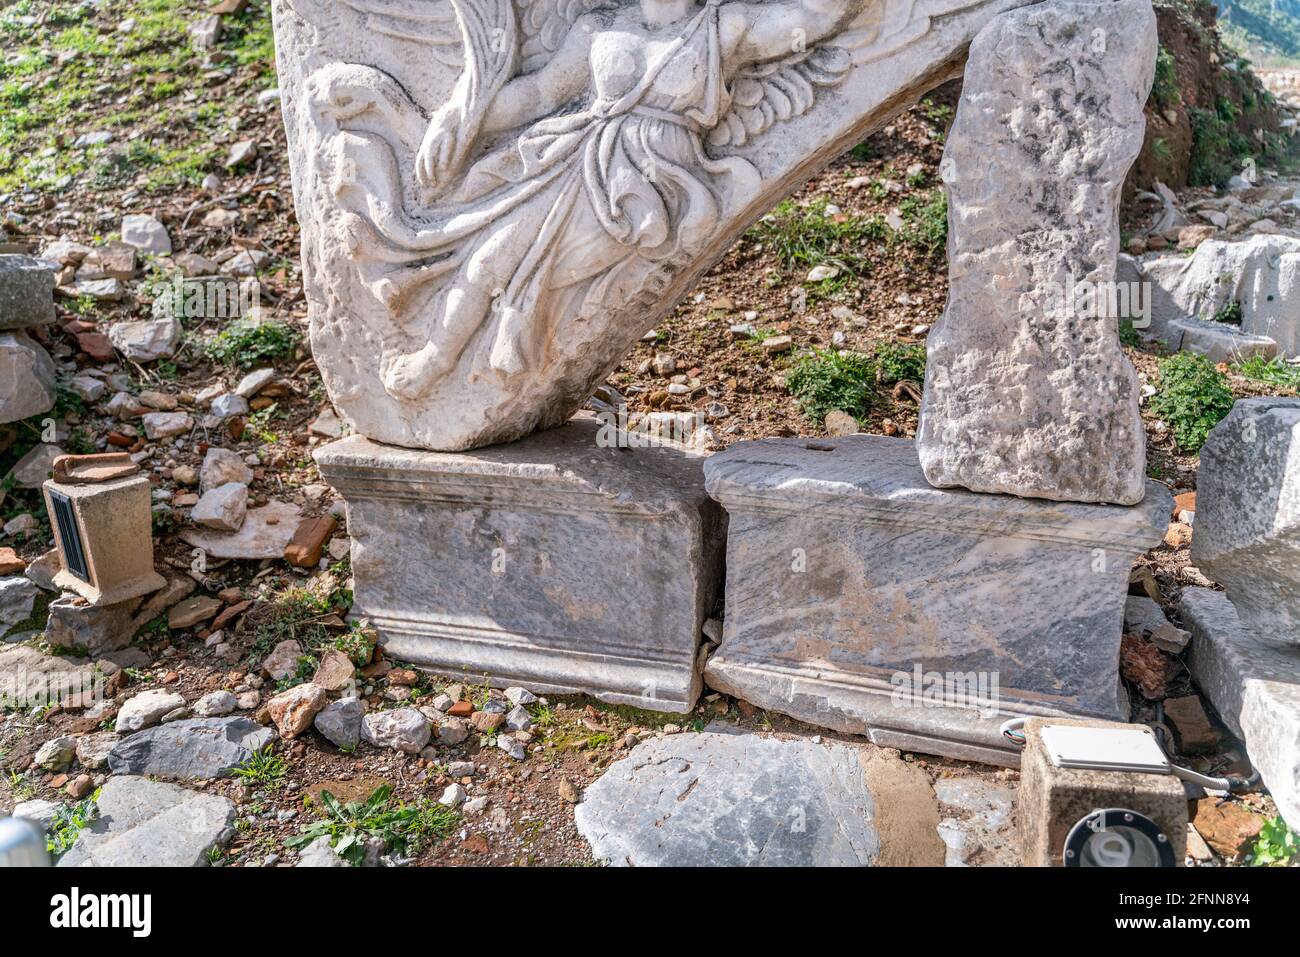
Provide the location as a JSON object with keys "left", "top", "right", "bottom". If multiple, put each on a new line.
{"left": 283, "top": 514, "right": 337, "bottom": 567}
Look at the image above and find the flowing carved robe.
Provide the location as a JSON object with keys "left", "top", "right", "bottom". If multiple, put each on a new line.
{"left": 319, "top": 0, "right": 759, "bottom": 378}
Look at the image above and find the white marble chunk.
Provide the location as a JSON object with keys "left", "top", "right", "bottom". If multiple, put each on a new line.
{"left": 273, "top": 0, "right": 1031, "bottom": 451}
{"left": 1192, "top": 397, "right": 1300, "bottom": 646}
{"left": 917, "top": 0, "right": 1155, "bottom": 505}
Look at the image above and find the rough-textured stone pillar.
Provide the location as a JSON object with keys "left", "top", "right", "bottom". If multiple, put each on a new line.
{"left": 1192, "top": 397, "right": 1300, "bottom": 644}
{"left": 917, "top": 0, "right": 1156, "bottom": 505}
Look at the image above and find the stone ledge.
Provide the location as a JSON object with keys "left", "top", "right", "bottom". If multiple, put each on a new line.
{"left": 705, "top": 435, "right": 1172, "bottom": 551}
{"left": 1180, "top": 587, "right": 1300, "bottom": 830}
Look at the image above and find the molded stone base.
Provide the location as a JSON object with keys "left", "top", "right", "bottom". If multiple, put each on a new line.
{"left": 703, "top": 436, "right": 1171, "bottom": 763}
{"left": 315, "top": 417, "right": 725, "bottom": 713}
{"left": 1180, "top": 587, "right": 1300, "bottom": 830}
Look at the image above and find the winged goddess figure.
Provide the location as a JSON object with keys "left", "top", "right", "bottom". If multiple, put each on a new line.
{"left": 297, "top": 0, "right": 970, "bottom": 403}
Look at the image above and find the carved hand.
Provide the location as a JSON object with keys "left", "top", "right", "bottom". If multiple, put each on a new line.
{"left": 415, "top": 103, "right": 463, "bottom": 190}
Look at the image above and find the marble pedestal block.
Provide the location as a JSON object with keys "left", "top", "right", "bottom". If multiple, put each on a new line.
{"left": 315, "top": 417, "right": 725, "bottom": 712}
{"left": 703, "top": 436, "right": 1171, "bottom": 764}
{"left": 1179, "top": 588, "right": 1300, "bottom": 830}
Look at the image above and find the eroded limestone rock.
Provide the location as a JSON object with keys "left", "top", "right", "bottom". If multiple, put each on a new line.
{"left": 1192, "top": 397, "right": 1300, "bottom": 645}
{"left": 917, "top": 0, "right": 1156, "bottom": 505}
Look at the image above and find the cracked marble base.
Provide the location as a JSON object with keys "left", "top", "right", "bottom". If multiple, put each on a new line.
{"left": 1180, "top": 588, "right": 1300, "bottom": 830}
{"left": 315, "top": 416, "right": 725, "bottom": 712}
{"left": 703, "top": 435, "right": 1171, "bottom": 763}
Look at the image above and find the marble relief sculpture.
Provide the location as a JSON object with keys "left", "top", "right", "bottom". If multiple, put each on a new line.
{"left": 274, "top": 0, "right": 1027, "bottom": 450}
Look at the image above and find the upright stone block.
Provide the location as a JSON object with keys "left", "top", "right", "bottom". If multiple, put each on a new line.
{"left": 1192, "top": 397, "right": 1300, "bottom": 644}
{"left": 315, "top": 417, "right": 725, "bottom": 712}
{"left": 703, "top": 436, "right": 1170, "bottom": 764}
{"left": 0, "top": 254, "right": 55, "bottom": 330}
{"left": 0, "top": 330, "right": 55, "bottom": 425}
{"left": 917, "top": 0, "right": 1156, "bottom": 505}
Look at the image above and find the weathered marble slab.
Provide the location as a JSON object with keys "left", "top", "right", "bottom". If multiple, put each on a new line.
{"left": 577, "top": 729, "right": 880, "bottom": 866}
{"left": 1180, "top": 588, "right": 1300, "bottom": 831}
{"left": 703, "top": 435, "right": 1171, "bottom": 763}
{"left": 917, "top": 0, "right": 1155, "bottom": 505}
{"left": 1191, "top": 397, "right": 1300, "bottom": 646}
{"left": 315, "top": 416, "right": 725, "bottom": 711}
{"left": 273, "top": 0, "right": 1032, "bottom": 451}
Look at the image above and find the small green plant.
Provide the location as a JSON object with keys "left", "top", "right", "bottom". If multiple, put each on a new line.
{"left": 785, "top": 349, "right": 876, "bottom": 424}
{"left": 1247, "top": 815, "right": 1299, "bottom": 866}
{"left": 333, "top": 623, "right": 376, "bottom": 667}
{"left": 205, "top": 319, "right": 300, "bottom": 369}
{"left": 1119, "top": 318, "right": 1143, "bottom": 349}
{"left": 1149, "top": 353, "right": 1235, "bottom": 454}
{"left": 747, "top": 198, "right": 882, "bottom": 279}
{"left": 231, "top": 747, "right": 288, "bottom": 788}
{"left": 4, "top": 768, "right": 35, "bottom": 800}
{"left": 530, "top": 702, "right": 557, "bottom": 729}
{"left": 873, "top": 341, "right": 926, "bottom": 385}
{"left": 284, "top": 785, "right": 459, "bottom": 865}
{"left": 47, "top": 789, "right": 101, "bottom": 858}
{"left": 1150, "top": 46, "right": 1179, "bottom": 110}
{"left": 1212, "top": 301, "right": 1244, "bottom": 326}
{"left": 1188, "top": 106, "right": 1253, "bottom": 188}
{"left": 897, "top": 189, "right": 947, "bottom": 258}
{"left": 1235, "top": 355, "right": 1300, "bottom": 391}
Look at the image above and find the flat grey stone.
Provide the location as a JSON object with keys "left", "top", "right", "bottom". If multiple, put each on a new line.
{"left": 1169, "top": 317, "right": 1278, "bottom": 365}
{"left": 1192, "top": 398, "right": 1300, "bottom": 644}
{"left": 575, "top": 731, "right": 881, "bottom": 866}
{"left": 0, "top": 576, "right": 40, "bottom": 637}
{"left": 360, "top": 707, "right": 430, "bottom": 754}
{"left": 13, "top": 798, "right": 60, "bottom": 831}
{"left": 57, "top": 776, "right": 235, "bottom": 867}
{"left": 0, "top": 643, "right": 99, "bottom": 711}
{"left": 0, "top": 330, "right": 55, "bottom": 424}
{"left": 1139, "top": 235, "right": 1300, "bottom": 355}
{"left": 0, "top": 254, "right": 55, "bottom": 330}
{"left": 703, "top": 435, "right": 1169, "bottom": 763}
{"left": 314, "top": 696, "right": 365, "bottom": 750}
{"left": 115, "top": 688, "right": 186, "bottom": 733}
{"left": 916, "top": 0, "right": 1155, "bottom": 505}
{"left": 315, "top": 416, "right": 725, "bottom": 712}
{"left": 1180, "top": 588, "right": 1300, "bottom": 830}
{"left": 934, "top": 777, "right": 1017, "bottom": 867}
{"left": 296, "top": 834, "right": 347, "bottom": 867}
{"left": 107, "top": 716, "right": 275, "bottom": 780}
{"left": 45, "top": 594, "right": 139, "bottom": 655}
{"left": 179, "top": 500, "right": 301, "bottom": 559}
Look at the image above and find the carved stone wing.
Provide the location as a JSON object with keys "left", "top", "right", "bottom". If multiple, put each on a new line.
{"left": 307, "top": 0, "right": 465, "bottom": 66}
{"left": 709, "top": 46, "right": 851, "bottom": 150}
{"left": 516, "top": 0, "right": 613, "bottom": 73}
{"left": 839, "top": 0, "right": 989, "bottom": 65}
